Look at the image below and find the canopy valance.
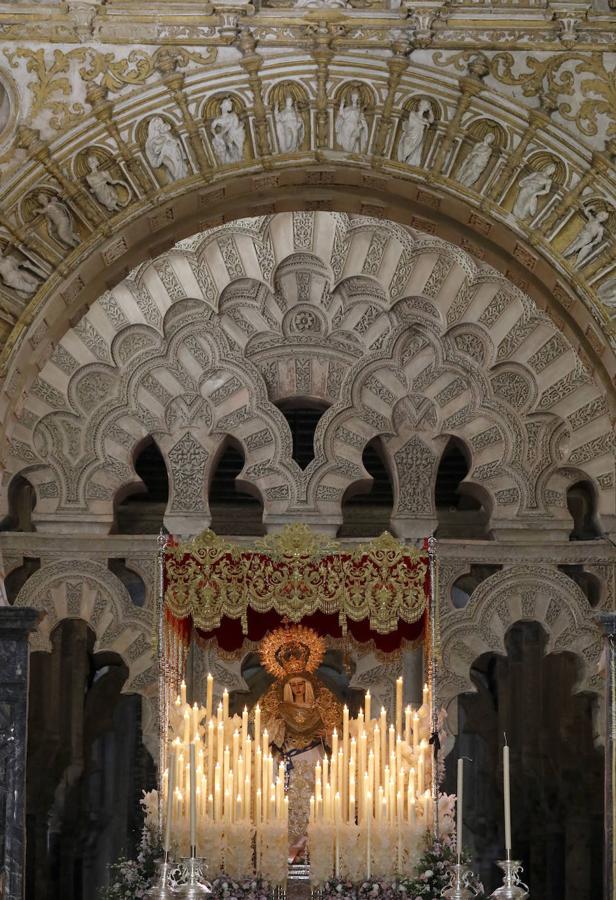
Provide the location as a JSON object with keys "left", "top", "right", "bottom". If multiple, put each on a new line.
{"left": 163, "top": 526, "right": 431, "bottom": 655}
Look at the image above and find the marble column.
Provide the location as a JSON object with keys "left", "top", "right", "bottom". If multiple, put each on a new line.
{"left": 597, "top": 612, "right": 616, "bottom": 900}
{"left": 0, "top": 607, "right": 41, "bottom": 900}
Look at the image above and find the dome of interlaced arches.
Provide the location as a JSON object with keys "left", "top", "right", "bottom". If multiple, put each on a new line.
{"left": 4, "top": 210, "right": 614, "bottom": 539}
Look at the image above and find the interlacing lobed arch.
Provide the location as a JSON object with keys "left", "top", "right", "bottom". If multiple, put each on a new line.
{"left": 5, "top": 211, "right": 614, "bottom": 537}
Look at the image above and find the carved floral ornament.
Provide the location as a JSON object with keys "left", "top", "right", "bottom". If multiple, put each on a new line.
{"left": 0, "top": 38, "right": 615, "bottom": 378}
{"left": 2, "top": 212, "right": 614, "bottom": 537}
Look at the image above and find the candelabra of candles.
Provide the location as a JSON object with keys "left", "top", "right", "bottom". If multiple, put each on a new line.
{"left": 308, "top": 679, "right": 434, "bottom": 884}
{"left": 147, "top": 676, "right": 288, "bottom": 897}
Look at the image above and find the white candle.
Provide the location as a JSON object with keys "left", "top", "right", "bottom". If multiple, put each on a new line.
{"left": 504, "top": 742, "right": 512, "bottom": 851}
{"left": 396, "top": 677, "right": 403, "bottom": 737}
{"left": 405, "top": 705, "right": 412, "bottom": 746}
{"left": 254, "top": 704, "right": 261, "bottom": 747}
{"left": 183, "top": 709, "right": 190, "bottom": 745}
{"left": 457, "top": 757, "right": 464, "bottom": 862}
{"left": 366, "top": 791, "right": 372, "bottom": 878}
{"left": 189, "top": 743, "right": 197, "bottom": 852}
{"left": 223, "top": 688, "right": 229, "bottom": 721}
{"left": 423, "top": 682, "right": 429, "bottom": 708}
{"left": 206, "top": 673, "right": 213, "bottom": 719}
{"left": 164, "top": 751, "right": 176, "bottom": 853}
{"left": 242, "top": 706, "right": 248, "bottom": 749}
{"left": 217, "top": 720, "right": 224, "bottom": 769}
{"left": 365, "top": 689, "right": 371, "bottom": 723}
{"left": 181, "top": 680, "right": 187, "bottom": 705}
{"left": 192, "top": 702, "right": 200, "bottom": 740}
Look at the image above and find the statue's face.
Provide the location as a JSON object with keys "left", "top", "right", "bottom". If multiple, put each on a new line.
{"left": 289, "top": 677, "right": 307, "bottom": 701}
{"left": 87, "top": 156, "right": 97, "bottom": 169}
{"left": 285, "top": 97, "right": 293, "bottom": 109}
{"left": 351, "top": 92, "right": 359, "bottom": 107}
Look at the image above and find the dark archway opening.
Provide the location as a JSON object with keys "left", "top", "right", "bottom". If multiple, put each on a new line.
{"left": 208, "top": 439, "right": 264, "bottom": 535}
{"left": 26, "top": 620, "right": 155, "bottom": 900}
{"left": 0, "top": 474, "right": 36, "bottom": 532}
{"left": 339, "top": 437, "right": 394, "bottom": 538}
{"left": 444, "top": 621, "right": 602, "bottom": 899}
{"left": 567, "top": 480, "right": 602, "bottom": 541}
{"left": 435, "top": 438, "right": 489, "bottom": 539}
{"left": 115, "top": 439, "right": 169, "bottom": 534}
{"left": 276, "top": 400, "right": 329, "bottom": 470}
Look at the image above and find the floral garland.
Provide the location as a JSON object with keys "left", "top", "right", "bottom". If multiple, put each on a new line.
{"left": 317, "top": 832, "right": 486, "bottom": 900}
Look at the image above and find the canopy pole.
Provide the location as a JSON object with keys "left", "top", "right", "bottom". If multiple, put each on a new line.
{"left": 428, "top": 534, "right": 441, "bottom": 837}
{"left": 157, "top": 527, "right": 169, "bottom": 835}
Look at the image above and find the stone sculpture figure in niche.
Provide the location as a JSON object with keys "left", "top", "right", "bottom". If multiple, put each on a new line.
{"left": 336, "top": 91, "right": 369, "bottom": 153}
{"left": 274, "top": 97, "right": 304, "bottom": 153}
{"left": 34, "top": 193, "right": 80, "bottom": 248}
{"left": 145, "top": 117, "right": 188, "bottom": 181}
{"left": 513, "top": 164, "right": 555, "bottom": 219}
{"left": 85, "top": 156, "right": 130, "bottom": 212}
{"left": 457, "top": 133, "right": 496, "bottom": 188}
{"left": 563, "top": 206, "right": 609, "bottom": 268}
{"left": 211, "top": 98, "right": 246, "bottom": 164}
{"left": 0, "top": 249, "right": 40, "bottom": 294}
{"left": 598, "top": 277, "right": 616, "bottom": 309}
{"left": 397, "top": 100, "right": 434, "bottom": 166}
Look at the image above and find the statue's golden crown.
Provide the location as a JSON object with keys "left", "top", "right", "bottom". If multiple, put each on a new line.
{"left": 260, "top": 624, "right": 326, "bottom": 680}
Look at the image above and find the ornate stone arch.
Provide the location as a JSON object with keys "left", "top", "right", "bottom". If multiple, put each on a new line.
{"left": 12, "top": 558, "right": 154, "bottom": 697}
{"left": 439, "top": 565, "right": 604, "bottom": 737}
{"left": 2, "top": 213, "right": 613, "bottom": 538}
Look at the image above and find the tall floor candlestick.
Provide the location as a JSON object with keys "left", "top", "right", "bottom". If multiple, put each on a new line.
{"left": 189, "top": 743, "right": 197, "bottom": 854}
{"left": 165, "top": 751, "right": 176, "bottom": 853}
{"left": 503, "top": 740, "right": 511, "bottom": 853}
{"left": 456, "top": 758, "right": 464, "bottom": 864}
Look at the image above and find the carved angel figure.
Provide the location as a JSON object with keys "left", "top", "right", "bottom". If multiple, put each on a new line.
{"left": 563, "top": 206, "right": 609, "bottom": 268}
{"left": 145, "top": 116, "right": 188, "bottom": 181}
{"left": 0, "top": 249, "right": 40, "bottom": 295}
{"left": 336, "top": 91, "right": 368, "bottom": 154}
{"left": 512, "top": 164, "right": 555, "bottom": 220}
{"left": 35, "top": 193, "right": 80, "bottom": 248}
{"left": 211, "top": 98, "right": 245, "bottom": 165}
{"left": 274, "top": 97, "right": 304, "bottom": 153}
{"left": 85, "top": 156, "right": 130, "bottom": 212}
{"left": 457, "top": 132, "right": 495, "bottom": 188}
{"left": 397, "top": 99, "right": 434, "bottom": 167}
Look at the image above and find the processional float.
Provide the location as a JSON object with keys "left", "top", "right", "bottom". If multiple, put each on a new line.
{"left": 147, "top": 525, "right": 528, "bottom": 899}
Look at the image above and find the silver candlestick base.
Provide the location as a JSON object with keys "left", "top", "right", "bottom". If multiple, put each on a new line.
{"left": 489, "top": 859, "right": 529, "bottom": 899}
{"left": 146, "top": 858, "right": 174, "bottom": 899}
{"left": 441, "top": 862, "right": 483, "bottom": 898}
{"left": 175, "top": 857, "right": 211, "bottom": 898}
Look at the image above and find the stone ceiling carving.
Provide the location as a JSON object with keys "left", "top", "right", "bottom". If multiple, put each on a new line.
{"left": 4, "top": 212, "right": 613, "bottom": 537}
{"left": 0, "top": 21, "right": 615, "bottom": 432}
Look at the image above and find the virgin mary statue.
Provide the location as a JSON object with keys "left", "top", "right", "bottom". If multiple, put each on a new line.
{"left": 259, "top": 625, "right": 341, "bottom": 862}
